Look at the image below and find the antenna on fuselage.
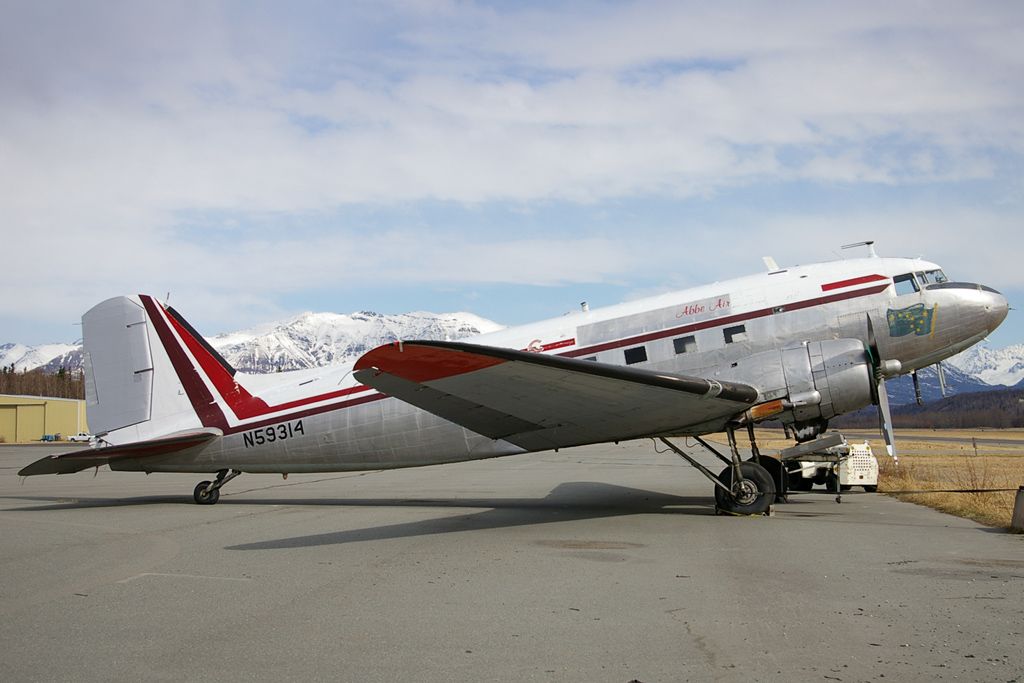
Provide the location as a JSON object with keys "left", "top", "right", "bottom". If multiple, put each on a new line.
{"left": 841, "top": 240, "right": 878, "bottom": 258}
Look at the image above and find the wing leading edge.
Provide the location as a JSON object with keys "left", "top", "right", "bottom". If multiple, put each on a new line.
{"left": 353, "top": 341, "right": 759, "bottom": 451}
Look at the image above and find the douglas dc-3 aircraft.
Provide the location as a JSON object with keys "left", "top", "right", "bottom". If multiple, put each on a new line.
{"left": 21, "top": 243, "right": 1009, "bottom": 513}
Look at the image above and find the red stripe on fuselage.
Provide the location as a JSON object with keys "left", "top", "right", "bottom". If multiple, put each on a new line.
{"left": 542, "top": 338, "right": 576, "bottom": 351}
{"left": 560, "top": 282, "right": 891, "bottom": 358}
{"left": 820, "top": 274, "right": 889, "bottom": 292}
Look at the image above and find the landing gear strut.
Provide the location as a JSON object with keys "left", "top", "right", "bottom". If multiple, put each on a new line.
{"left": 659, "top": 425, "right": 777, "bottom": 516}
{"left": 193, "top": 469, "right": 242, "bottom": 505}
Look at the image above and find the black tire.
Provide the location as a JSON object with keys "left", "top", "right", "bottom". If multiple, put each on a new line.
{"left": 863, "top": 485, "right": 878, "bottom": 493}
{"left": 757, "top": 456, "right": 787, "bottom": 503}
{"left": 193, "top": 481, "right": 220, "bottom": 505}
{"left": 826, "top": 472, "right": 839, "bottom": 493}
{"left": 715, "top": 462, "right": 775, "bottom": 515}
{"left": 840, "top": 484, "right": 852, "bottom": 492}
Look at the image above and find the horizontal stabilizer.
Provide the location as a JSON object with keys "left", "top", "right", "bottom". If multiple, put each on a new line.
{"left": 18, "top": 430, "right": 221, "bottom": 477}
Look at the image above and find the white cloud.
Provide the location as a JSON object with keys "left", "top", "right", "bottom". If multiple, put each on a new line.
{"left": 1, "top": 1, "right": 1022, "bottom": 341}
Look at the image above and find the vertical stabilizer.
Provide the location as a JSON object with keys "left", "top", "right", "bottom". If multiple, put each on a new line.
{"left": 82, "top": 296, "right": 206, "bottom": 442}
{"left": 83, "top": 297, "right": 154, "bottom": 434}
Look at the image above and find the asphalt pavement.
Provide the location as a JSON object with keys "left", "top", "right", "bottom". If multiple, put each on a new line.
{"left": 1, "top": 441, "right": 1022, "bottom": 682}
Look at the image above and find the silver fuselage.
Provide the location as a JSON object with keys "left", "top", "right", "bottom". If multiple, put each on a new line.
{"left": 107, "top": 256, "right": 1008, "bottom": 474}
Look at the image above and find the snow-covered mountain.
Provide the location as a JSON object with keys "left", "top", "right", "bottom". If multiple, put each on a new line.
{"left": 0, "top": 343, "right": 81, "bottom": 373}
{"left": 1, "top": 311, "right": 504, "bottom": 376}
{"left": 879, "top": 362, "right": 997, "bottom": 405}
{"left": 946, "top": 343, "right": 1024, "bottom": 387}
{"left": 210, "top": 310, "right": 505, "bottom": 373}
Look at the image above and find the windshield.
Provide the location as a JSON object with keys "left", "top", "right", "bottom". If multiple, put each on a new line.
{"left": 916, "top": 269, "right": 948, "bottom": 286}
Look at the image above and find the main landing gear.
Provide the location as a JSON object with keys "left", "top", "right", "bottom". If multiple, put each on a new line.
{"left": 659, "top": 424, "right": 783, "bottom": 516}
{"left": 193, "top": 469, "right": 242, "bottom": 505}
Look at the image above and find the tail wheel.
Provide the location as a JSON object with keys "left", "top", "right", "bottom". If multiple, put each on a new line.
{"left": 193, "top": 481, "right": 220, "bottom": 505}
{"left": 715, "top": 462, "right": 775, "bottom": 515}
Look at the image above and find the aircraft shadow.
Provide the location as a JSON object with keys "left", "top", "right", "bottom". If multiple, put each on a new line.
{"left": 221, "top": 482, "right": 713, "bottom": 550}
{"left": 2, "top": 479, "right": 712, "bottom": 516}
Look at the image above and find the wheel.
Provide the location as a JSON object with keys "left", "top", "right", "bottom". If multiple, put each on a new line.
{"left": 840, "top": 484, "right": 852, "bottom": 492}
{"left": 756, "top": 456, "right": 788, "bottom": 503}
{"left": 863, "top": 485, "right": 878, "bottom": 493}
{"left": 825, "top": 472, "right": 839, "bottom": 493}
{"left": 193, "top": 481, "right": 220, "bottom": 505}
{"left": 715, "top": 462, "right": 775, "bottom": 515}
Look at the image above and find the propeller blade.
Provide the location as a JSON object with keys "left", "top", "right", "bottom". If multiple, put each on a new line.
{"left": 876, "top": 376, "right": 896, "bottom": 459}
{"left": 866, "top": 313, "right": 897, "bottom": 459}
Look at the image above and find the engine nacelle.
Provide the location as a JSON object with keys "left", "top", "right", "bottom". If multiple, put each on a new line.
{"left": 721, "top": 339, "right": 875, "bottom": 441}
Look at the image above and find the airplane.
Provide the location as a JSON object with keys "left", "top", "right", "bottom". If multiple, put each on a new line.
{"left": 20, "top": 242, "right": 1009, "bottom": 514}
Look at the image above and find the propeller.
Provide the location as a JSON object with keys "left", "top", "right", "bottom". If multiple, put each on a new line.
{"left": 865, "top": 315, "right": 899, "bottom": 459}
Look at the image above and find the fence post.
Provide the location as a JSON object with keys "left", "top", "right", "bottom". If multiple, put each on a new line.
{"left": 1012, "top": 487, "right": 1024, "bottom": 533}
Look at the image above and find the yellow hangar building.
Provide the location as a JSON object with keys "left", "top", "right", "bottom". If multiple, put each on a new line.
{"left": 0, "top": 395, "right": 88, "bottom": 443}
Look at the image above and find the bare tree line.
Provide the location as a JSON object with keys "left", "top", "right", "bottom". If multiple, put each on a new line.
{"left": 835, "top": 389, "right": 1024, "bottom": 429}
{"left": 0, "top": 366, "right": 85, "bottom": 400}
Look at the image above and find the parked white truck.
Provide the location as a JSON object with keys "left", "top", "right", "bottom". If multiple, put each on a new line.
{"left": 787, "top": 441, "right": 878, "bottom": 492}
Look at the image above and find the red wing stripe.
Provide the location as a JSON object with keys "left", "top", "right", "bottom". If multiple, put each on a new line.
{"left": 821, "top": 274, "right": 889, "bottom": 292}
{"left": 354, "top": 342, "right": 506, "bottom": 383}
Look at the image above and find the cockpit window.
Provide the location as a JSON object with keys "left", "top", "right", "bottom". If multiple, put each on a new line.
{"left": 915, "top": 270, "right": 948, "bottom": 286}
{"left": 893, "top": 273, "right": 919, "bottom": 296}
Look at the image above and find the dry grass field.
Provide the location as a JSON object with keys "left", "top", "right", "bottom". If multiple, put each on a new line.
{"left": 705, "top": 428, "right": 1024, "bottom": 529}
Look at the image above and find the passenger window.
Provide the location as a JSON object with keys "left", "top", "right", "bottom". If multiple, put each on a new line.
{"left": 723, "top": 325, "right": 747, "bottom": 344}
{"left": 673, "top": 335, "right": 697, "bottom": 354}
{"left": 624, "top": 346, "right": 647, "bottom": 365}
{"left": 893, "top": 273, "right": 919, "bottom": 296}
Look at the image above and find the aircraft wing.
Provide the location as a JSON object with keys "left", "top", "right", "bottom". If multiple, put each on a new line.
{"left": 18, "top": 430, "right": 220, "bottom": 476}
{"left": 353, "top": 341, "right": 759, "bottom": 451}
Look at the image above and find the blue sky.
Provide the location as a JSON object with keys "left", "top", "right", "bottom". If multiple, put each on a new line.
{"left": 1, "top": 1, "right": 1022, "bottom": 347}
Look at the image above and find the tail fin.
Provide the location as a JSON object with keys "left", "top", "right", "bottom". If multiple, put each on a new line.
{"left": 84, "top": 295, "right": 359, "bottom": 444}
{"left": 82, "top": 295, "right": 228, "bottom": 442}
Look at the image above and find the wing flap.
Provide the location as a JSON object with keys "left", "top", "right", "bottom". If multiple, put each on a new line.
{"left": 18, "top": 430, "right": 220, "bottom": 476}
{"left": 354, "top": 341, "right": 759, "bottom": 450}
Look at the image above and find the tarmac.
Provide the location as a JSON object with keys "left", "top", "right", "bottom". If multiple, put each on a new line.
{"left": 1, "top": 440, "right": 1022, "bottom": 682}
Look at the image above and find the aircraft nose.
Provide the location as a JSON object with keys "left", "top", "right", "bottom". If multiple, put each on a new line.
{"left": 983, "top": 287, "right": 1009, "bottom": 332}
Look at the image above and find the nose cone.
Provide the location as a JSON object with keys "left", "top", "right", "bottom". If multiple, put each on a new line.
{"left": 983, "top": 288, "right": 1010, "bottom": 333}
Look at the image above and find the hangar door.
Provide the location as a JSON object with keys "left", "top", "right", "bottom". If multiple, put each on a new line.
{"left": 0, "top": 406, "right": 16, "bottom": 442}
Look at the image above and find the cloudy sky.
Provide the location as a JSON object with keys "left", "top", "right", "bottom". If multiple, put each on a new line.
{"left": 2, "top": 1, "right": 1022, "bottom": 347}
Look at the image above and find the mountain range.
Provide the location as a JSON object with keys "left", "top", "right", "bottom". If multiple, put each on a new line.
{"left": 1, "top": 310, "right": 504, "bottom": 376}
{"left": 2, "top": 313, "right": 1020, "bottom": 406}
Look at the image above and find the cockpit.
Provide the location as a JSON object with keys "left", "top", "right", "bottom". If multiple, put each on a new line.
{"left": 892, "top": 269, "right": 949, "bottom": 296}
{"left": 892, "top": 268, "right": 1003, "bottom": 297}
